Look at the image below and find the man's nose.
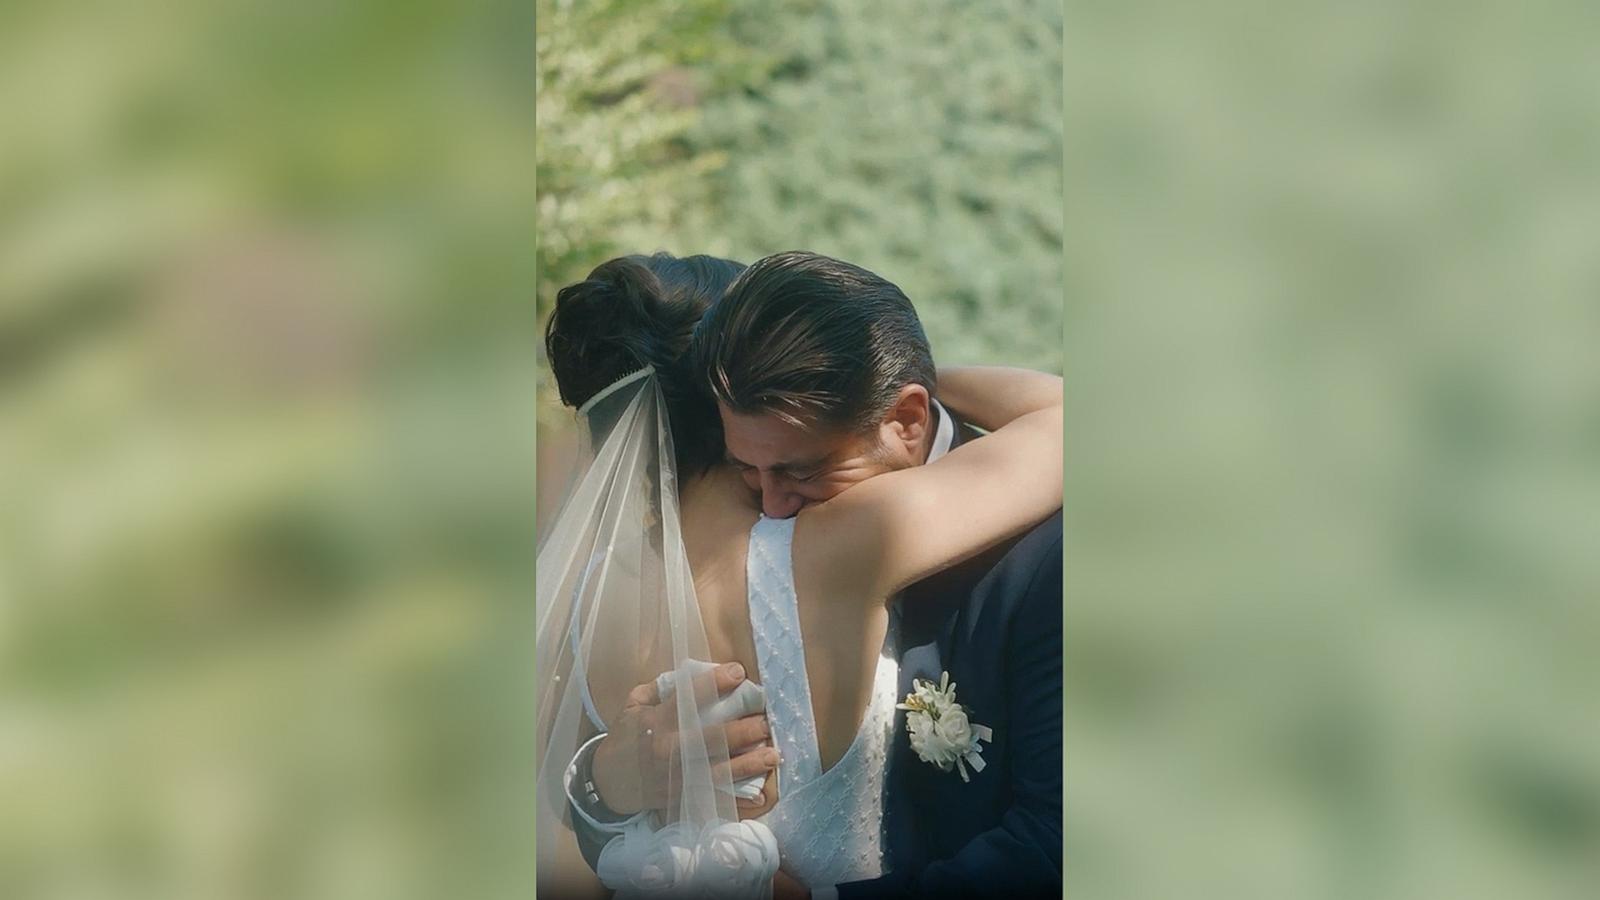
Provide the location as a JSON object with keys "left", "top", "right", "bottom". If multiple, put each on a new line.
{"left": 759, "top": 472, "right": 804, "bottom": 519}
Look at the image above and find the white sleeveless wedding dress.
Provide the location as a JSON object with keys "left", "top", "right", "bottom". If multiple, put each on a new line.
{"left": 745, "top": 516, "right": 899, "bottom": 886}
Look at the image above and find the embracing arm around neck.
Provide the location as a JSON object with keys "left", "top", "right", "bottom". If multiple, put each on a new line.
{"left": 796, "top": 367, "right": 1064, "bottom": 603}
{"left": 935, "top": 365, "right": 1063, "bottom": 433}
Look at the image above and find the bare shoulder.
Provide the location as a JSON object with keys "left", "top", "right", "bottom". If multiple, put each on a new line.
{"left": 789, "top": 495, "right": 899, "bottom": 612}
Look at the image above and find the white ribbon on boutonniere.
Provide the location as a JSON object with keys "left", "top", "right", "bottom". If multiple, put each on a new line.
{"left": 897, "top": 671, "right": 994, "bottom": 782}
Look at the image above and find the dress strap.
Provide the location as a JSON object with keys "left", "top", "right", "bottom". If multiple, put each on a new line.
{"left": 746, "top": 516, "right": 823, "bottom": 792}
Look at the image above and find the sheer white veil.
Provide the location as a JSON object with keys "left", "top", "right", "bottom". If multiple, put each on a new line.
{"left": 536, "top": 366, "right": 769, "bottom": 898}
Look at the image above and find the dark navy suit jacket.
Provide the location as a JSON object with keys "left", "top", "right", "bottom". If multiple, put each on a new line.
{"left": 840, "top": 504, "right": 1063, "bottom": 899}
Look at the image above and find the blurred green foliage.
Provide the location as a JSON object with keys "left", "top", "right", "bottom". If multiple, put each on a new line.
{"left": 535, "top": 0, "right": 758, "bottom": 322}
{"left": 536, "top": 0, "right": 1065, "bottom": 433}
{"left": 2, "top": 1, "right": 536, "bottom": 898}
{"left": 1064, "top": 2, "right": 1600, "bottom": 898}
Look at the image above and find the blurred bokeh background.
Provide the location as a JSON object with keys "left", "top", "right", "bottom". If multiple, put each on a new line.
{"left": 1, "top": 1, "right": 537, "bottom": 897}
{"left": 1065, "top": 2, "right": 1600, "bottom": 898}
{"left": 535, "top": 0, "right": 1065, "bottom": 508}
{"left": 7, "top": 0, "right": 1598, "bottom": 898}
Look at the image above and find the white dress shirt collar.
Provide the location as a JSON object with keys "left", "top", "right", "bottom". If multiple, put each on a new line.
{"left": 927, "top": 399, "right": 956, "bottom": 463}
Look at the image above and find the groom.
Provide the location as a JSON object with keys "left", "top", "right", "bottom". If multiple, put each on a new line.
{"left": 568, "top": 251, "right": 1062, "bottom": 899}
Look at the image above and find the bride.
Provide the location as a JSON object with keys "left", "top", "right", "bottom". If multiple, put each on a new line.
{"left": 536, "top": 252, "right": 1062, "bottom": 898}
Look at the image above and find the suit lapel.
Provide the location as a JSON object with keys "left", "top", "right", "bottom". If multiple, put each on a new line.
{"left": 882, "top": 413, "right": 1006, "bottom": 869}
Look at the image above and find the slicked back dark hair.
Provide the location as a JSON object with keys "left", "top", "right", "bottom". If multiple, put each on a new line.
{"left": 692, "top": 251, "right": 936, "bottom": 432}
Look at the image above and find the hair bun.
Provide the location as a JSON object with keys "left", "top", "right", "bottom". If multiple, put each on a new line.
{"left": 546, "top": 258, "right": 695, "bottom": 409}
{"left": 565, "top": 258, "right": 672, "bottom": 339}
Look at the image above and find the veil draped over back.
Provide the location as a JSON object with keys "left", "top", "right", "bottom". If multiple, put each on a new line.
{"left": 536, "top": 368, "right": 775, "bottom": 898}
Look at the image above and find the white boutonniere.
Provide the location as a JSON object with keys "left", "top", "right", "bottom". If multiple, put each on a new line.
{"left": 897, "top": 671, "right": 993, "bottom": 782}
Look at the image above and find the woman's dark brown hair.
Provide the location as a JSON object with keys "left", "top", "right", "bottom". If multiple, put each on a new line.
{"left": 545, "top": 252, "right": 745, "bottom": 474}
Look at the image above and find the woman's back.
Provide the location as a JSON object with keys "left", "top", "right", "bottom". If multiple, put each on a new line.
{"left": 679, "top": 467, "right": 890, "bottom": 776}
{"left": 681, "top": 466, "right": 897, "bottom": 887}
{"left": 679, "top": 467, "right": 760, "bottom": 693}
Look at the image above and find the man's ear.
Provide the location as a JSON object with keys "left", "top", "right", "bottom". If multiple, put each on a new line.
{"left": 881, "top": 383, "right": 931, "bottom": 450}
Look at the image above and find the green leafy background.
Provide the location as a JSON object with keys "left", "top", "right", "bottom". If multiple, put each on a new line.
{"left": 536, "top": 0, "right": 1065, "bottom": 430}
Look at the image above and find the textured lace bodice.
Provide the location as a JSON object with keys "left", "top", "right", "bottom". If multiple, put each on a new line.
{"left": 746, "top": 516, "right": 898, "bottom": 887}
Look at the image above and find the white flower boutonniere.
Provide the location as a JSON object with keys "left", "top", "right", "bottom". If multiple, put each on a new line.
{"left": 897, "top": 671, "right": 993, "bottom": 782}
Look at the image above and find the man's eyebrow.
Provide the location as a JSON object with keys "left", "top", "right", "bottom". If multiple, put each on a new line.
{"left": 722, "top": 452, "right": 828, "bottom": 473}
{"left": 781, "top": 455, "right": 829, "bottom": 474}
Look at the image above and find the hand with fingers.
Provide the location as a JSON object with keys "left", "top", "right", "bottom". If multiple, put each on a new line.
{"left": 591, "top": 660, "right": 782, "bottom": 819}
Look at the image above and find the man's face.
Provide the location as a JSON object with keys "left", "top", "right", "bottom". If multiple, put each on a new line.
{"left": 718, "top": 391, "right": 929, "bottom": 519}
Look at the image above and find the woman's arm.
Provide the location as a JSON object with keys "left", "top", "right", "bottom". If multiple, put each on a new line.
{"left": 936, "top": 366, "right": 1063, "bottom": 432}
{"left": 800, "top": 368, "right": 1063, "bottom": 601}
